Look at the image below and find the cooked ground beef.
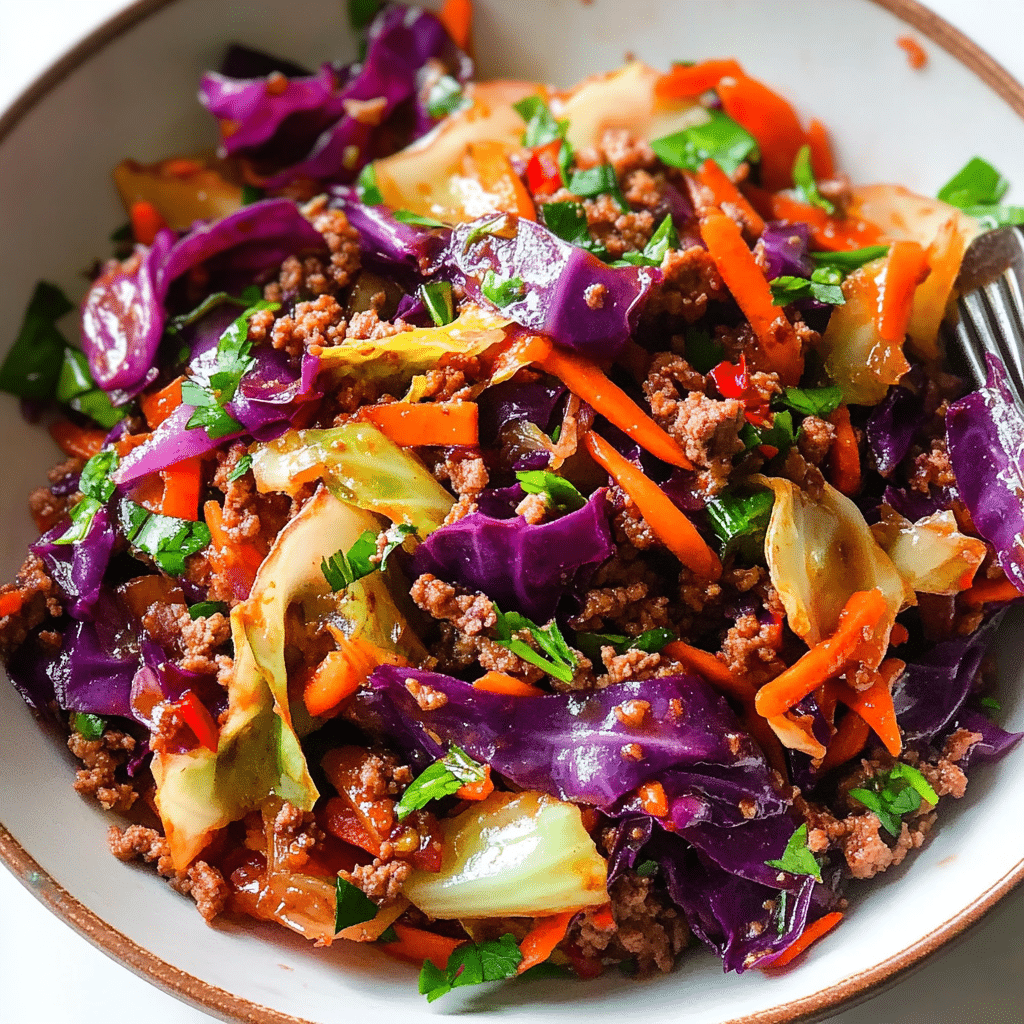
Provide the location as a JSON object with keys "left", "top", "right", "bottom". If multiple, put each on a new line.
{"left": 644, "top": 246, "right": 726, "bottom": 323}
{"left": 68, "top": 727, "right": 138, "bottom": 812}
{"left": 0, "top": 553, "right": 61, "bottom": 660}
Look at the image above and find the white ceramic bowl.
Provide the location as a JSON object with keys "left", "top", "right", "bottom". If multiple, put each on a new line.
{"left": 1, "top": 2, "right": 1022, "bottom": 1022}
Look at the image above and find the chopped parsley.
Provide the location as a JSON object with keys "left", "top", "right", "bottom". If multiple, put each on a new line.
{"left": 0, "top": 282, "right": 73, "bottom": 402}
{"left": 334, "top": 876, "right": 378, "bottom": 933}
{"left": 770, "top": 270, "right": 845, "bottom": 307}
{"left": 810, "top": 246, "right": 889, "bottom": 273}
{"left": 791, "top": 144, "right": 834, "bottom": 214}
{"left": 394, "top": 743, "right": 488, "bottom": 820}
{"left": 55, "top": 450, "right": 119, "bottom": 545}
{"left": 616, "top": 214, "right": 679, "bottom": 267}
{"left": 393, "top": 209, "right": 448, "bottom": 228}
{"left": 426, "top": 74, "right": 469, "bottom": 119}
{"left": 492, "top": 605, "right": 578, "bottom": 683}
{"left": 227, "top": 453, "right": 253, "bottom": 482}
{"left": 765, "top": 823, "right": 823, "bottom": 883}
{"left": 420, "top": 281, "right": 456, "bottom": 327}
{"left": 515, "top": 470, "right": 586, "bottom": 514}
{"left": 72, "top": 712, "right": 106, "bottom": 741}
{"left": 650, "top": 110, "right": 759, "bottom": 177}
{"left": 634, "top": 859, "right": 659, "bottom": 878}
{"left": 573, "top": 627, "right": 674, "bottom": 663}
{"left": 187, "top": 601, "right": 228, "bottom": 620}
{"left": 164, "top": 287, "right": 258, "bottom": 337}
{"left": 538, "top": 201, "right": 608, "bottom": 259}
{"left": 979, "top": 696, "right": 1002, "bottom": 713}
{"left": 355, "top": 163, "right": 384, "bottom": 206}
{"left": 849, "top": 762, "right": 938, "bottom": 837}
{"left": 117, "top": 499, "right": 212, "bottom": 577}
{"left": 463, "top": 214, "right": 511, "bottom": 249}
{"left": 936, "top": 157, "right": 1024, "bottom": 227}
{"left": 321, "top": 523, "right": 417, "bottom": 593}
{"left": 419, "top": 933, "right": 522, "bottom": 1002}
{"left": 55, "top": 348, "right": 124, "bottom": 429}
{"left": 481, "top": 270, "right": 526, "bottom": 307}
{"left": 513, "top": 94, "right": 568, "bottom": 149}
{"left": 740, "top": 409, "right": 796, "bottom": 456}
{"left": 568, "top": 163, "right": 627, "bottom": 213}
{"left": 705, "top": 488, "right": 774, "bottom": 560}
{"left": 777, "top": 385, "right": 844, "bottom": 418}
{"left": 685, "top": 327, "right": 724, "bottom": 374}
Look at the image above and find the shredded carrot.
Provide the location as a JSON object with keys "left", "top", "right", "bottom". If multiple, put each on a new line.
{"left": 833, "top": 659, "right": 904, "bottom": 756}
{"left": 0, "top": 592, "right": 24, "bottom": 618}
{"left": 826, "top": 404, "right": 861, "bottom": 496}
{"left": 897, "top": 35, "right": 928, "bottom": 70}
{"left": 129, "top": 200, "right": 167, "bottom": 246}
{"left": 889, "top": 623, "right": 909, "bottom": 646}
{"left": 472, "top": 671, "right": 545, "bottom": 697}
{"left": 517, "top": 909, "right": 578, "bottom": 974}
{"left": 806, "top": 118, "right": 835, "bottom": 180}
{"left": 380, "top": 923, "right": 465, "bottom": 969}
{"left": 49, "top": 421, "right": 107, "bottom": 460}
{"left": 699, "top": 212, "right": 803, "bottom": 384}
{"left": 304, "top": 638, "right": 407, "bottom": 718}
{"left": 160, "top": 157, "right": 205, "bottom": 178}
{"left": 754, "top": 589, "right": 888, "bottom": 719}
{"left": 696, "top": 159, "right": 765, "bottom": 236}
{"left": 766, "top": 912, "right": 843, "bottom": 969}
{"left": 438, "top": 0, "right": 473, "bottom": 52}
{"left": 638, "top": 780, "right": 668, "bottom": 817}
{"left": 535, "top": 342, "right": 693, "bottom": 470}
{"left": 654, "top": 58, "right": 744, "bottom": 100}
{"left": 584, "top": 432, "right": 721, "bottom": 579}
{"left": 158, "top": 456, "right": 202, "bottom": 521}
{"left": 878, "top": 240, "right": 930, "bottom": 344}
{"left": 456, "top": 763, "right": 494, "bottom": 802}
{"left": 717, "top": 73, "right": 807, "bottom": 193}
{"left": 464, "top": 140, "right": 536, "bottom": 220}
{"left": 818, "top": 708, "right": 872, "bottom": 774}
{"left": 359, "top": 400, "right": 479, "bottom": 447}
{"left": 204, "top": 499, "right": 264, "bottom": 596}
{"left": 589, "top": 904, "right": 615, "bottom": 931}
{"left": 662, "top": 640, "right": 755, "bottom": 703}
{"left": 962, "top": 576, "right": 1024, "bottom": 607}
{"left": 767, "top": 193, "right": 883, "bottom": 252}
{"left": 140, "top": 376, "right": 184, "bottom": 429}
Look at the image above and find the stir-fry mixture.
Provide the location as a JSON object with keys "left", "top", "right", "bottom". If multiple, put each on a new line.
{"left": 3, "top": 1, "right": 1024, "bottom": 995}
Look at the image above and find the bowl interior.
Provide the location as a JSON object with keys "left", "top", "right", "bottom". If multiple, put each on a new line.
{"left": 1, "top": 1, "right": 1022, "bottom": 1022}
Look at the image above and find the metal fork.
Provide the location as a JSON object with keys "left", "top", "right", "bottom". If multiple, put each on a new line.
{"left": 945, "top": 225, "right": 1024, "bottom": 401}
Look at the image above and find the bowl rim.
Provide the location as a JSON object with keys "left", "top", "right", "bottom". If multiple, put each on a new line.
{"left": 1, "top": 1, "right": 1023, "bottom": 1022}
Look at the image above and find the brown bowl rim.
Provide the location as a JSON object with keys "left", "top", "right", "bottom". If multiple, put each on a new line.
{"left": 1, "top": 0, "right": 1023, "bottom": 1021}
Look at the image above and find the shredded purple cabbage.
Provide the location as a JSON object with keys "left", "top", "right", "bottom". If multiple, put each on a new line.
{"left": 760, "top": 221, "right": 813, "bottom": 280}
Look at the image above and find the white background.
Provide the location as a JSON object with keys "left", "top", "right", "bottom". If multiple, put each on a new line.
{"left": 0, "top": 2, "right": 1022, "bottom": 1023}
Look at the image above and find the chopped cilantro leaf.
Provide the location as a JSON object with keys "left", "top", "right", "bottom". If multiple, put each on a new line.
{"left": 0, "top": 282, "right": 73, "bottom": 402}
{"left": 419, "top": 933, "right": 522, "bottom": 1002}
{"left": 118, "top": 499, "right": 212, "bottom": 576}
{"left": 572, "top": 625, "right": 675, "bottom": 664}
{"left": 770, "top": 275, "right": 845, "bottom": 307}
{"left": 741, "top": 409, "right": 796, "bottom": 455}
{"left": 493, "top": 605, "right": 578, "bottom": 683}
{"left": 55, "top": 450, "right": 119, "bottom": 545}
{"left": 778, "top": 385, "right": 843, "bottom": 417}
{"left": 355, "top": 163, "right": 384, "bottom": 206}
{"left": 334, "top": 876, "right": 378, "bottom": 933}
{"left": 164, "top": 290, "right": 252, "bottom": 337}
{"left": 650, "top": 110, "right": 759, "bottom": 177}
{"left": 979, "top": 696, "right": 1002, "bottom": 713}
{"left": 188, "top": 601, "right": 228, "bottom": 620}
{"left": 395, "top": 743, "right": 487, "bottom": 820}
{"left": 377, "top": 925, "right": 399, "bottom": 944}
{"left": 321, "top": 524, "right": 417, "bottom": 593}
{"left": 426, "top": 74, "right": 468, "bottom": 119}
{"left": 481, "top": 270, "right": 526, "bottom": 307}
{"left": 792, "top": 144, "right": 834, "bottom": 214}
{"left": 615, "top": 214, "right": 680, "bottom": 267}
{"left": 183, "top": 393, "right": 244, "bottom": 440}
{"left": 513, "top": 94, "right": 568, "bottom": 149}
{"left": 765, "top": 823, "right": 823, "bottom": 883}
{"left": 810, "top": 246, "right": 889, "bottom": 273}
{"left": 568, "top": 163, "right": 627, "bottom": 212}
{"left": 631, "top": 627, "right": 675, "bottom": 653}
{"left": 634, "top": 859, "right": 659, "bottom": 878}
{"left": 55, "top": 348, "right": 124, "bottom": 429}
{"left": 393, "top": 209, "right": 448, "bottom": 228}
{"left": 849, "top": 762, "right": 938, "bottom": 837}
{"left": 228, "top": 453, "right": 253, "bottom": 482}
{"left": 515, "top": 470, "right": 586, "bottom": 514}
{"left": 959, "top": 204, "right": 1024, "bottom": 229}
{"left": 937, "top": 156, "right": 1009, "bottom": 209}
{"left": 685, "top": 327, "right": 724, "bottom": 374}
{"left": 321, "top": 548, "right": 359, "bottom": 592}
{"left": 705, "top": 488, "right": 774, "bottom": 560}
{"left": 539, "top": 200, "right": 607, "bottom": 257}
{"left": 463, "top": 214, "right": 510, "bottom": 249}
{"left": 72, "top": 712, "right": 106, "bottom": 741}
{"left": 56, "top": 498, "right": 105, "bottom": 546}
{"left": 420, "top": 281, "right": 456, "bottom": 326}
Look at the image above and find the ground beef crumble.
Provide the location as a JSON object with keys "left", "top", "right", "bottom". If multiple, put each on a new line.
{"left": 68, "top": 728, "right": 138, "bottom": 812}
{"left": 0, "top": 553, "right": 61, "bottom": 660}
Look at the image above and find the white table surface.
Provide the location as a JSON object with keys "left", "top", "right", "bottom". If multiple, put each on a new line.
{"left": 1, "top": 2, "right": 1023, "bottom": 1022}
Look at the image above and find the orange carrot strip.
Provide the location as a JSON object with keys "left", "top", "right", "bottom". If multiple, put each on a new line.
{"left": 438, "top": 0, "right": 473, "bottom": 52}
{"left": 768, "top": 193, "right": 883, "bottom": 252}
{"left": 49, "top": 421, "right": 107, "bottom": 460}
{"left": 766, "top": 913, "right": 843, "bottom": 969}
{"left": 826, "top": 405, "right": 861, "bottom": 496}
{"left": 380, "top": 923, "right": 465, "bottom": 969}
{"left": 662, "top": 640, "right": 755, "bottom": 703}
{"left": 962, "top": 576, "right": 1024, "bottom": 607}
{"left": 654, "top": 59, "right": 744, "bottom": 100}
{"left": 473, "top": 671, "right": 545, "bottom": 697}
{"left": 818, "top": 709, "right": 872, "bottom": 774}
{"left": 129, "top": 200, "right": 167, "bottom": 246}
{"left": 465, "top": 140, "right": 536, "bottom": 220}
{"left": 717, "top": 74, "right": 807, "bottom": 193}
{"left": 584, "top": 432, "right": 721, "bottom": 579}
{"left": 878, "top": 240, "right": 930, "bottom": 344}
{"left": 0, "top": 592, "right": 24, "bottom": 618}
{"left": 158, "top": 456, "right": 202, "bottom": 521}
{"left": 897, "top": 36, "right": 928, "bottom": 70}
{"left": 456, "top": 763, "right": 494, "bottom": 802}
{"left": 359, "top": 401, "right": 478, "bottom": 448}
{"left": 517, "top": 909, "right": 578, "bottom": 974}
{"left": 589, "top": 904, "right": 614, "bottom": 930}
{"left": 806, "top": 119, "right": 835, "bottom": 180}
{"left": 833, "top": 659, "right": 904, "bottom": 757}
{"left": 537, "top": 343, "right": 693, "bottom": 469}
{"left": 699, "top": 212, "right": 803, "bottom": 384}
{"left": 140, "top": 376, "right": 184, "bottom": 430}
{"left": 697, "top": 159, "right": 765, "bottom": 236}
{"left": 638, "top": 781, "right": 668, "bottom": 817}
{"left": 304, "top": 638, "right": 407, "bottom": 718}
{"left": 204, "top": 499, "right": 264, "bottom": 583}
{"left": 754, "top": 589, "right": 888, "bottom": 719}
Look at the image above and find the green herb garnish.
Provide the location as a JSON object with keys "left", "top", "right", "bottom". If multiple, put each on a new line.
{"left": 334, "top": 877, "right": 378, "bottom": 933}
{"left": 616, "top": 214, "right": 680, "bottom": 267}
{"left": 493, "top": 605, "right": 578, "bottom": 683}
{"left": 395, "top": 744, "right": 488, "bottom": 821}
{"left": 810, "top": 246, "right": 889, "bottom": 273}
{"left": 765, "top": 823, "right": 823, "bottom": 883}
{"left": 792, "top": 144, "right": 834, "bottom": 214}
{"left": 355, "top": 163, "right": 384, "bottom": 206}
{"left": 513, "top": 94, "right": 568, "bottom": 149}
{"left": 321, "top": 523, "right": 417, "bottom": 593}
{"left": 393, "top": 209, "right": 448, "bottom": 228}
{"left": 705, "top": 488, "right": 774, "bottom": 560}
{"left": 426, "top": 74, "right": 469, "bottom": 119}
{"left": 55, "top": 450, "right": 119, "bottom": 545}
{"left": 685, "top": 327, "right": 724, "bottom": 374}
{"left": 769, "top": 272, "right": 845, "bottom": 307}
{"left": 420, "top": 281, "right": 456, "bottom": 327}
{"left": 481, "top": 270, "right": 526, "bottom": 307}
{"left": 54, "top": 348, "right": 124, "bottom": 430}
{"left": 419, "top": 933, "right": 523, "bottom": 1002}
{"left": 227, "top": 453, "right": 253, "bottom": 482}
{"left": 118, "top": 499, "right": 212, "bottom": 576}
{"left": 568, "top": 163, "right": 628, "bottom": 213}
{"left": 650, "top": 110, "right": 759, "bottom": 176}
{"left": 573, "top": 627, "right": 674, "bottom": 663}
{"left": 515, "top": 470, "right": 586, "bottom": 514}
{"left": 187, "top": 601, "right": 228, "bottom": 620}
{"left": 778, "top": 385, "right": 843, "bottom": 418}
{"left": 0, "top": 282, "right": 73, "bottom": 402}
{"left": 937, "top": 156, "right": 1008, "bottom": 208}
{"left": 72, "top": 712, "right": 106, "bottom": 741}
{"left": 849, "top": 762, "right": 938, "bottom": 837}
